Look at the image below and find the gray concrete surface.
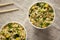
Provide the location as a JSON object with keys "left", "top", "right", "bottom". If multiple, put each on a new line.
{"left": 0, "top": 0, "right": 60, "bottom": 40}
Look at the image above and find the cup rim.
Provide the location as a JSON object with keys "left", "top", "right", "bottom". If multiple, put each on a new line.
{"left": 28, "top": 1, "right": 55, "bottom": 29}
{"left": 0, "top": 21, "right": 27, "bottom": 40}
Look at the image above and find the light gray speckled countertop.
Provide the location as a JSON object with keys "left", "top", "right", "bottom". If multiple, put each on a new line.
{"left": 0, "top": 0, "right": 60, "bottom": 40}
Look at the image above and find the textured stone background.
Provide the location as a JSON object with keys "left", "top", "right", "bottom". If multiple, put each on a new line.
{"left": 0, "top": 0, "right": 60, "bottom": 40}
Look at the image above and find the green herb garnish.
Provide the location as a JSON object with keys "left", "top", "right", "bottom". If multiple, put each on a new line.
{"left": 13, "top": 34, "right": 20, "bottom": 39}
{"left": 8, "top": 23, "right": 12, "bottom": 28}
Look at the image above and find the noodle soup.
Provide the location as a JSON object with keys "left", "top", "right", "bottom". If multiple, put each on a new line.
{"left": 29, "top": 2, "right": 55, "bottom": 29}
{"left": 0, "top": 22, "right": 26, "bottom": 40}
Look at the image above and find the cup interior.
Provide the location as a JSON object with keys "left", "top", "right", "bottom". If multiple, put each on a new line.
{"left": 28, "top": 1, "right": 55, "bottom": 29}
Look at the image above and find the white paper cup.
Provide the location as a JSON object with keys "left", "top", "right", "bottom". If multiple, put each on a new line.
{"left": 28, "top": 1, "right": 55, "bottom": 29}
{"left": 0, "top": 21, "right": 27, "bottom": 40}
